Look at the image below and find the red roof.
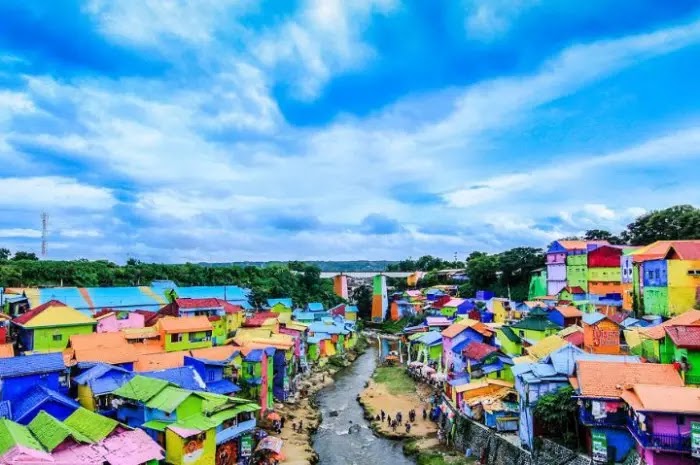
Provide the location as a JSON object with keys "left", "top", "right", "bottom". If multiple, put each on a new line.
{"left": 462, "top": 341, "right": 498, "bottom": 361}
{"left": 330, "top": 304, "right": 346, "bottom": 317}
{"left": 666, "top": 242, "right": 700, "bottom": 260}
{"left": 221, "top": 302, "right": 242, "bottom": 314}
{"left": 563, "top": 331, "right": 584, "bottom": 347}
{"left": 175, "top": 298, "right": 222, "bottom": 309}
{"left": 665, "top": 325, "right": 700, "bottom": 349}
{"left": 12, "top": 300, "right": 66, "bottom": 325}
{"left": 563, "top": 286, "right": 586, "bottom": 294}
{"left": 243, "top": 312, "right": 278, "bottom": 327}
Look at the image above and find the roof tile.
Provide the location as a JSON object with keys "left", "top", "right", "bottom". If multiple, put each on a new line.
{"left": 113, "top": 375, "right": 170, "bottom": 402}
{"left": 158, "top": 316, "right": 212, "bottom": 333}
{"left": 462, "top": 341, "right": 498, "bottom": 361}
{"left": 665, "top": 325, "right": 700, "bottom": 349}
{"left": 621, "top": 384, "right": 700, "bottom": 414}
{"left": 576, "top": 361, "right": 682, "bottom": 398}
{"left": 63, "top": 408, "right": 118, "bottom": 442}
{"left": 0, "top": 353, "right": 65, "bottom": 378}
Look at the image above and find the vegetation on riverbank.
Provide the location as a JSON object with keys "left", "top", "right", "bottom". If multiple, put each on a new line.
{"left": 404, "top": 439, "right": 476, "bottom": 465}
{"left": 372, "top": 367, "right": 416, "bottom": 395}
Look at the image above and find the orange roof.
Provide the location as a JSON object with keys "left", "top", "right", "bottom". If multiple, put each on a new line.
{"left": 554, "top": 306, "right": 583, "bottom": 318}
{"left": 0, "top": 343, "right": 14, "bottom": 358}
{"left": 69, "top": 332, "right": 128, "bottom": 351}
{"left": 576, "top": 361, "right": 682, "bottom": 398}
{"left": 441, "top": 323, "right": 469, "bottom": 339}
{"left": 471, "top": 322, "right": 494, "bottom": 337}
{"left": 190, "top": 346, "right": 239, "bottom": 361}
{"left": 628, "top": 240, "right": 697, "bottom": 263}
{"left": 133, "top": 350, "right": 188, "bottom": 371}
{"left": 158, "top": 316, "right": 212, "bottom": 334}
{"left": 557, "top": 240, "right": 589, "bottom": 250}
{"left": 639, "top": 310, "right": 700, "bottom": 340}
{"left": 75, "top": 347, "right": 139, "bottom": 365}
{"left": 621, "top": 384, "right": 700, "bottom": 414}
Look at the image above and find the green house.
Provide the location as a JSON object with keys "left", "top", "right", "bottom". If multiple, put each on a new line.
{"left": 661, "top": 325, "right": 700, "bottom": 385}
{"left": 159, "top": 316, "right": 213, "bottom": 352}
{"left": 496, "top": 327, "right": 523, "bottom": 356}
{"left": 240, "top": 348, "right": 275, "bottom": 412}
{"left": 509, "top": 308, "right": 561, "bottom": 347}
{"left": 12, "top": 300, "right": 96, "bottom": 353}
{"left": 566, "top": 253, "right": 588, "bottom": 289}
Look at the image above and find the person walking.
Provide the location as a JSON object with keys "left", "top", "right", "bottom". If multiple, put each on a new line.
{"left": 381, "top": 410, "right": 386, "bottom": 422}
{"left": 405, "top": 423, "right": 411, "bottom": 434}
{"left": 423, "top": 408, "right": 427, "bottom": 421}
{"left": 281, "top": 417, "right": 286, "bottom": 429}
{"left": 387, "top": 415, "right": 391, "bottom": 425}
{"left": 391, "top": 420, "right": 397, "bottom": 432}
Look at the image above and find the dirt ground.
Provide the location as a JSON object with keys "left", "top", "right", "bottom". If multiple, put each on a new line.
{"left": 359, "top": 376, "right": 438, "bottom": 439}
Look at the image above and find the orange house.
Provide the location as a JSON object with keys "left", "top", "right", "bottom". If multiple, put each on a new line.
{"left": 582, "top": 312, "right": 621, "bottom": 354}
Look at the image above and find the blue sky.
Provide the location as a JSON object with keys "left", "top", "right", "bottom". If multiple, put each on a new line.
{"left": 1, "top": 1, "right": 700, "bottom": 263}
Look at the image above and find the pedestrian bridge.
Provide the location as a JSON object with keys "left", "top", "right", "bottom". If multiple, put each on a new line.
{"left": 319, "top": 271, "right": 417, "bottom": 279}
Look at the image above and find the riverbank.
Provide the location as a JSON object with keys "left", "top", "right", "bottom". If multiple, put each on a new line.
{"left": 359, "top": 364, "right": 476, "bottom": 465}
{"left": 279, "top": 341, "right": 366, "bottom": 465}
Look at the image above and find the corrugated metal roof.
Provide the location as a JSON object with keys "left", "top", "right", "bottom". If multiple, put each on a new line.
{"left": 13, "top": 386, "right": 79, "bottom": 423}
{"left": 0, "top": 352, "right": 65, "bottom": 378}
{"left": 64, "top": 407, "right": 118, "bottom": 442}
{"left": 27, "top": 411, "right": 90, "bottom": 451}
{"left": 145, "top": 386, "right": 200, "bottom": 413}
{"left": 0, "top": 418, "right": 45, "bottom": 455}
{"left": 142, "top": 367, "right": 207, "bottom": 391}
{"left": 113, "top": 375, "right": 169, "bottom": 402}
{"left": 206, "top": 379, "right": 241, "bottom": 395}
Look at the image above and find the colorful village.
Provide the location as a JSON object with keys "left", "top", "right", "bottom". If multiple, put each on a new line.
{"left": 0, "top": 239, "right": 699, "bottom": 465}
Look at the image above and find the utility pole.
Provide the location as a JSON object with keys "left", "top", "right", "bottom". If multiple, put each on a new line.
{"left": 41, "top": 212, "right": 49, "bottom": 257}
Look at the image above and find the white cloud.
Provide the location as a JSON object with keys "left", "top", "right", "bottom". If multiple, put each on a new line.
{"left": 59, "top": 229, "right": 103, "bottom": 238}
{"left": 582, "top": 204, "right": 616, "bottom": 220}
{"left": 0, "top": 228, "right": 42, "bottom": 238}
{"left": 0, "top": 177, "right": 116, "bottom": 211}
{"left": 463, "top": 0, "right": 539, "bottom": 40}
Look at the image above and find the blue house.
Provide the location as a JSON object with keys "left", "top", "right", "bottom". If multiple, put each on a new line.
{"left": 12, "top": 385, "right": 79, "bottom": 425}
{"left": 306, "top": 302, "right": 324, "bottom": 312}
{"left": 0, "top": 352, "right": 68, "bottom": 402}
{"left": 73, "top": 363, "right": 134, "bottom": 415}
{"left": 184, "top": 355, "right": 241, "bottom": 395}
{"left": 0, "top": 401, "right": 10, "bottom": 420}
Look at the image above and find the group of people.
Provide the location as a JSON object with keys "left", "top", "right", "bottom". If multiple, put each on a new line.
{"left": 290, "top": 420, "right": 304, "bottom": 433}
{"left": 271, "top": 416, "right": 286, "bottom": 434}
{"left": 374, "top": 407, "right": 428, "bottom": 434}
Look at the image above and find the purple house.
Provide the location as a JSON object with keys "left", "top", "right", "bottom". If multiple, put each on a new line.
{"left": 546, "top": 241, "right": 582, "bottom": 295}
{"left": 441, "top": 322, "right": 493, "bottom": 375}
{"left": 622, "top": 384, "right": 700, "bottom": 465}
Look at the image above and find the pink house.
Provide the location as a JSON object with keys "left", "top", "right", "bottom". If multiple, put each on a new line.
{"left": 280, "top": 322, "right": 308, "bottom": 359}
{"left": 95, "top": 309, "right": 146, "bottom": 333}
{"left": 622, "top": 384, "right": 700, "bottom": 465}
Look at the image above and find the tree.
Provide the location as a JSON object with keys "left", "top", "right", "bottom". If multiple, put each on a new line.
{"left": 0, "top": 248, "right": 10, "bottom": 261}
{"left": 621, "top": 205, "right": 700, "bottom": 245}
{"left": 12, "top": 251, "right": 38, "bottom": 261}
{"left": 465, "top": 253, "right": 499, "bottom": 290}
{"left": 583, "top": 229, "right": 623, "bottom": 245}
{"left": 351, "top": 285, "right": 372, "bottom": 320}
{"left": 533, "top": 386, "right": 579, "bottom": 448}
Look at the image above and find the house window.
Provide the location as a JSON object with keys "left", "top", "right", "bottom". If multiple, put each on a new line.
{"left": 677, "top": 415, "right": 686, "bottom": 425}
{"left": 52, "top": 334, "right": 62, "bottom": 342}
{"left": 207, "top": 370, "right": 216, "bottom": 382}
{"left": 518, "top": 330, "right": 525, "bottom": 338}
{"left": 171, "top": 333, "right": 182, "bottom": 343}
{"left": 655, "top": 269, "right": 660, "bottom": 280}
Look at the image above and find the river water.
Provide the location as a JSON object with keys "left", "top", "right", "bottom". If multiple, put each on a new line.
{"left": 311, "top": 347, "right": 416, "bottom": 465}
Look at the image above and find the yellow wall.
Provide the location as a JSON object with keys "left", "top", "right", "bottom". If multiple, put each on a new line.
{"left": 77, "top": 385, "right": 95, "bottom": 411}
{"left": 165, "top": 429, "right": 216, "bottom": 465}
{"left": 226, "top": 313, "right": 243, "bottom": 333}
{"left": 492, "top": 300, "right": 507, "bottom": 324}
{"left": 668, "top": 260, "right": 700, "bottom": 316}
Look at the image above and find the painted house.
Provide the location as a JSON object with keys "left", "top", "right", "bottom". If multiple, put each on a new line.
{"left": 496, "top": 326, "right": 523, "bottom": 356}
{"left": 159, "top": 298, "right": 242, "bottom": 345}
{"left": 240, "top": 347, "right": 275, "bottom": 413}
{"left": 621, "top": 249, "right": 637, "bottom": 311}
{"left": 267, "top": 298, "right": 293, "bottom": 313}
{"left": 185, "top": 356, "right": 241, "bottom": 396}
{"left": 574, "top": 361, "right": 683, "bottom": 463}
{"left": 622, "top": 384, "right": 700, "bottom": 465}
{"left": 158, "top": 316, "right": 213, "bottom": 352}
{"left": 547, "top": 240, "right": 585, "bottom": 296}
{"left": 11, "top": 300, "right": 96, "bottom": 353}
{"left": 95, "top": 308, "right": 146, "bottom": 333}
{"left": 73, "top": 363, "right": 134, "bottom": 415}
{"left": 662, "top": 325, "right": 700, "bottom": 386}
{"left": 440, "top": 298, "right": 470, "bottom": 318}
{"left": 566, "top": 247, "right": 589, "bottom": 290}
{"left": 0, "top": 417, "right": 54, "bottom": 464}
{"left": 548, "top": 305, "right": 583, "bottom": 328}
{"left": 462, "top": 341, "right": 512, "bottom": 382}
{"left": 528, "top": 268, "right": 548, "bottom": 299}
{"left": 488, "top": 298, "right": 511, "bottom": 324}
{"left": 558, "top": 286, "right": 586, "bottom": 303}
{"left": 190, "top": 345, "right": 242, "bottom": 385}
{"left": 411, "top": 331, "right": 443, "bottom": 366}
{"left": 588, "top": 245, "right": 625, "bottom": 296}
{"left": 442, "top": 322, "right": 484, "bottom": 374}
{"left": 628, "top": 310, "right": 700, "bottom": 362}
{"left": 0, "top": 352, "right": 68, "bottom": 402}
{"left": 509, "top": 308, "right": 561, "bottom": 349}
{"left": 27, "top": 409, "right": 164, "bottom": 465}
{"left": 582, "top": 312, "right": 621, "bottom": 355}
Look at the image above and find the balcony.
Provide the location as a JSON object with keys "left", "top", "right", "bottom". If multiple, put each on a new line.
{"left": 627, "top": 418, "right": 691, "bottom": 453}
{"left": 216, "top": 419, "right": 256, "bottom": 445}
{"left": 685, "top": 374, "right": 700, "bottom": 386}
{"left": 579, "top": 408, "right": 628, "bottom": 428}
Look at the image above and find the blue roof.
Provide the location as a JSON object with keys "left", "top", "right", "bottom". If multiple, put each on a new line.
{"left": 481, "top": 360, "right": 505, "bottom": 375}
{"left": 206, "top": 379, "right": 241, "bottom": 395}
{"left": 244, "top": 350, "right": 264, "bottom": 362}
{"left": 0, "top": 401, "right": 11, "bottom": 419}
{"left": 451, "top": 339, "right": 471, "bottom": 354}
{"left": 308, "top": 322, "right": 348, "bottom": 335}
{"left": 582, "top": 312, "right": 608, "bottom": 326}
{"left": 0, "top": 353, "right": 65, "bottom": 378}
{"left": 418, "top": 332, "right": 443, "bottom": 346}
{"left": 307, "top": 335, "right": 326, "bottom": 344}
{"left": 267, "top": 298, "right": 293, "bottom": 308}
{"left": 345, "top": 305, "right": 358, "bottom": 313}
{"left": 142, "top": 367, "right": 206, "bottom": 391}
{"left": 173, "top": 286, "right": 252, "bottom": 309}
{"left": 447, "top": 375, "right": 471, "bottom": 387}
{"left": 306, "top": 302, "right": 324, "bottom": 312}
{"left": 292, "top": 311, "right": 315, "bottom": 321}
{"left": 13, "top": 386, "right": 79, "bottom": 423}
{"left": 73, "top": 363, "right": 134, "bottom": 395}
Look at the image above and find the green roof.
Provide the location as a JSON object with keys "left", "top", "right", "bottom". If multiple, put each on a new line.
{"left": 511, "top": 314, "right": 561, "bottom": 332}
{"left": 145, "top": 387, "right": 199, "bottom": 413}
{"left": 0, "top": 419, "right": 45, "bottom": 455}
{"left": 197, "top": 391, "right": 232, "bottom": 413}
{"left": 499, "top": 326, "right": 521, "bottom": 343}
{"left": 28, "top": 411, "right": 91, "bottom": 451}
{"left": 64, "top": 408, "right": 118, "bottom": 442}
{"left": 141, "top": 420, "right": 170, "bottom": 432}
{"left": 231, "top": 403, "right": 261, "bottom": 414}
{"left": 113, "top": 375, "right": 170, "bottom": 402}
{"left": 175, "top": 414, "right": 218, "bottom": 431}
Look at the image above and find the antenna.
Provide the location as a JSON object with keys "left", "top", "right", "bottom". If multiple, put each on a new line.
{"left": 41, "top": 212, "right": 49, "bottom": 257}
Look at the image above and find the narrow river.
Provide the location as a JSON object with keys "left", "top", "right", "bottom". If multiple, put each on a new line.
{"left": 311, "top": 346, "right": 416, "bottom": 465}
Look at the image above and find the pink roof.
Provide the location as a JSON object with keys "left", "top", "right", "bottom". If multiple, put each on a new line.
{"left": 50, "top": 429, "right": 163, "bottom": 465}
{"left": 167, "top": 426, "right": 202, "bottom": 438}
{"left": 0, "top": 445, "right": 54, "bottom": 464}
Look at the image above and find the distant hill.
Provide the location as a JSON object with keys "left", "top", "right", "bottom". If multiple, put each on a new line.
{"left": 201, "top": 261, "right": 399, "bottom": 272}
